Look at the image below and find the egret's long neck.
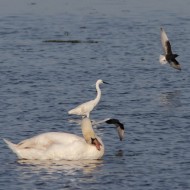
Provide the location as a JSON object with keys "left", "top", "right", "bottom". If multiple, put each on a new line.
{"left": 94, "top": 83, "right": 101, "bottom": 106}
{"left": 81, "top": 118, "right": 96, "bottom": 144}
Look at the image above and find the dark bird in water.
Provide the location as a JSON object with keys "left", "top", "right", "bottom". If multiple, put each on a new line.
{"left": 159, "top": 27, "right": 181, "bottom": 70}
{"left": 105, "top": 119, "right": 124, "bottom": 141}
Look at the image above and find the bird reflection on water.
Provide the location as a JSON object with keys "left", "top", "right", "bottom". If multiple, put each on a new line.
{"left": 159, "top": 90, "right": 181, "bottom": 107}
{"left": 17, "top": 159, "right": 103, "bottom": 175}
{"left": 115, "top": 150, "right": 124, "bottom": 157}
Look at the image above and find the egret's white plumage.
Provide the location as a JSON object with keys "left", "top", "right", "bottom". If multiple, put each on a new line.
{"left": 3, "top": 118, "right": 104, "bottom": 160}
{"left": 68, "top": 79, "right": 107, "bottom": 118}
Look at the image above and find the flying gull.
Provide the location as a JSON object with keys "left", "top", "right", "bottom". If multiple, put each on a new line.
{"left": 159, "top": 27, "right": 181, "bottom": 70}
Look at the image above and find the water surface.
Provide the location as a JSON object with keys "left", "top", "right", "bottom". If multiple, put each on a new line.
{"left": 0, "top": 0, "right": 190, "bottom": 189}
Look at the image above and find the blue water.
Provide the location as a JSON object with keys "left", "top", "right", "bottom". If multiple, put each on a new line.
{"left": 0, "top": 0, "right": 190, "bottom": 189}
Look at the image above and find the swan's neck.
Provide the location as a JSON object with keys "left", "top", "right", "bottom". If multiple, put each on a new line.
{"left": 81, "top": 118, "right": 102, "bottom": 150}
{"left": 81, "top": 118, "right": 96, "bottom": 144}
{"left": 94, "top": 83, "right": 101, "bottom": 106}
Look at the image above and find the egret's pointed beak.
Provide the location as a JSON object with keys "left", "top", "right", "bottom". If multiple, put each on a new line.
{"left": 103, "top": 81, "right": 109, "bottom": 84}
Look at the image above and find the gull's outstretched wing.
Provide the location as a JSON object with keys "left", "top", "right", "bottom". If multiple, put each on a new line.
{"left": 161, "top": 27, "right": 172, "bottom": 55}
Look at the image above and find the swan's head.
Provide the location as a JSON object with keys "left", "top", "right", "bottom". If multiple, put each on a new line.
{"left": 81, "top": 117, "right": 102, "bottom": 151}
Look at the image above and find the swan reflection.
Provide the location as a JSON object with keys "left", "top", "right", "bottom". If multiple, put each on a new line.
{"left": 17, "top": 159, "right": 103, "bottom": 175}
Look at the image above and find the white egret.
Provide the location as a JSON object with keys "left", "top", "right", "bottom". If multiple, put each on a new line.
{"left": 68, "top": 79, "right": 108, "bottom": 118}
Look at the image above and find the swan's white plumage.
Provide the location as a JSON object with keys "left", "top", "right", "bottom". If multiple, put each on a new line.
{"left": 3, "top": 118, "right": 104, "bottom": 160}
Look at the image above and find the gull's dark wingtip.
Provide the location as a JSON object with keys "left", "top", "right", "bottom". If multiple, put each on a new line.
{"left": 105, "top": 118, "right": 125, "bottom": 141}
{"left": 106, "top": 118, "right": 124, "bottom": 130}
{"left": 105, "top": 118, "right": 120, "bottom": 125}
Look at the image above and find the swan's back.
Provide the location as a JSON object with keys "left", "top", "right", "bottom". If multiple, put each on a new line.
{"left": 17, "top": 132, "right": 82, "bottom": 148}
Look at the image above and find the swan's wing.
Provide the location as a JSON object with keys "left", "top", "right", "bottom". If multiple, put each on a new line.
{"left": 17, "top": 132, "right": 82, "bottom": 150}
{"left": 17, "top": 134, "right": 53, "bottom": 149}
{"left": 161, "top": 27, "right": 172, "bottom": 55}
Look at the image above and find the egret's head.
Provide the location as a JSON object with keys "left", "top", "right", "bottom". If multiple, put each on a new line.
{"left": 96, "top": 79, "right": 109, "bottom": 85}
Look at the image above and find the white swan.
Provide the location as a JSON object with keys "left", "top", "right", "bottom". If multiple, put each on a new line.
{"left": 3, "top": 118, "right": 104, "bottom": 160}
{"left": 68, "top": 79, "right": 108, "bottom": 118}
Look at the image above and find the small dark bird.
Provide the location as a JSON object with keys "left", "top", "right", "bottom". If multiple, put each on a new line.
{"left": 159, "top": 27, "right": 181, "bottom": 70}
{"left": 105, "top": 119, "right": 124, "bottom": 141}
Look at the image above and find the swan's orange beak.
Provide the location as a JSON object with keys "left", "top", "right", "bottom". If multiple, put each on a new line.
{"left": 91, "top": 138, "right": 102, "bottom": 151}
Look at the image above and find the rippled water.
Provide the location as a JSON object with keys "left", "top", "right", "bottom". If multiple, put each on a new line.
{"left": 1, "top": 0, "right": 190, "bottom": 189}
